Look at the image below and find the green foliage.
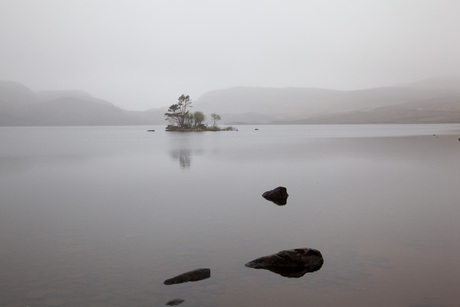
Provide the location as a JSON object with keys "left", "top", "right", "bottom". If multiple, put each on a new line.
{"left": 193, "top": 111, "right": 206, "bottom": 127}
{"left": 185, "top": 112, "right": 194, "bottom": 128}
{"left": 211, "top": 113, "right": 221, "bottom": 127}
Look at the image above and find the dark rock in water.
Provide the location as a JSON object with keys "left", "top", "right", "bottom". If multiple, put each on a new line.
{"left": 164, "top": 268, "right": 211, "bottom": 285}
{"left": 166, "top": 298, "right": 185, "bottom": 305}
{"left": 147, "top": 129, "right": 155, "bottom": 132}
{"left": 245, "top": 248, "right": 324, "bottom": 278}
{"left": 262, "top": 186, "right": 289, "bottom": 205}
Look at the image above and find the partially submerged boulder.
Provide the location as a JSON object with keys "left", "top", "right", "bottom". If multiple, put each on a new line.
{"left": 163, "top": 268, "right": 211, "bottom": 285}
{"left": 262, "top": 186, "right": 289, "bottom": 205}
{"left": 245, "top": 248, "right": 323, "bottom": 278}
{"left": 166, "top": 298, "right": 185, "bottom": 305}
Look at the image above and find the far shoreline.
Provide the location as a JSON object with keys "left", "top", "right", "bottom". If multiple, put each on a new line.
{"left": 164, "top": 125, "right": 236, "bottom": 132}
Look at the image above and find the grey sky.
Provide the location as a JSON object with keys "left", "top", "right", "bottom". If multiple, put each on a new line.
{"left": 1, "top": 0, "right": 459, "bottom": 111}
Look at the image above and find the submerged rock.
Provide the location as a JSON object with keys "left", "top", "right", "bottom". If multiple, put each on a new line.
{"left": 163, "top": 268, "right": 211, "bottom": 285}
{"left": 166, "top": 298, "right": 185, "bottom": 305}
{"left": 262, "top": 186, "right": 289, "bottom": 205}
{"left": 245, "top": 248, "right": 323, "bottom": 278}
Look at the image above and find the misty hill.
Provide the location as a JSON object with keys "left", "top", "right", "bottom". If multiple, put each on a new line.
{"left": 402, "top": 76, "right": 460, "bottom": 90}
{"left": 194, "top": 78, "right": 460, "bottom": 124}
{"left": 0, "top": 81, "right": 38, "bottom": 107}
{"left": 36, "top": 90, "right": 113, "bottom": 106}
{"left": 1, "top": 78, "right": 460, "bottom": 126}
{"left": 0, "top": 81, "right": 164, "bottom": 126}
{"left": 279, "top": 97, "right": 460, "bottom": 124}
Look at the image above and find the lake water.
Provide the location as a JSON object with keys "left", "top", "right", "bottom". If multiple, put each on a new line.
{"left": 1, "top": 124, "right": 459, "bottom": 307}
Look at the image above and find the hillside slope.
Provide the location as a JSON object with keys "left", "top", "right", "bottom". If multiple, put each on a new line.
{"left": 194, "top": 78, "right": 460, "bottom": 124}
{"left": 0, "top": 81, "right": 163, "bottom": 126}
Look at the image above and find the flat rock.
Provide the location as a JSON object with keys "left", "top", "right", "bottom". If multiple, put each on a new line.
{"left": 245, "top": 248, "right": 323, "bottom": 278}
{"left": 262, "top": 186, "right": 289, "bottom": 205}
{"left": 166, "top": 298, "right": 185, "bottom": 305}
{"left": 164, "top": 268, "right": 211, "bottom": 285}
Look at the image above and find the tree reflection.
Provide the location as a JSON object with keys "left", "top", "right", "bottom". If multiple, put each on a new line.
{"left": 167, "top": 131, "right": 207, "bottom": 169}
{"left": 170, "top": 149, "right": 191, "bottom": 168}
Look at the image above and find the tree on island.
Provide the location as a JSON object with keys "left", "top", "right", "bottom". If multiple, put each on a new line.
{"left": 210, "top": 113, "right": 221, "bottom": 127}
{"left": 193, "top": 111, "right": 206, "bottom": 127}
{"left": 164, "top": 95, "right": 234, "bottom": 131}
{"left": 164, "top": 94, "right": 192, "bottom": 128}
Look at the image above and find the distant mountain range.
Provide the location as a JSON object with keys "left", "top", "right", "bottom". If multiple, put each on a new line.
{"left": 194, "top": 77, "right": 460, "bottom": 124}
{"left": 0, "top": 81, "right": 165, "bottom": 126}
{"left": 1, "top": 77, "right": 459, "bottom": 126}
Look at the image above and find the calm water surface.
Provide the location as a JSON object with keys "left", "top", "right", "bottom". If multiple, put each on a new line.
{"left": 1, "top": 125, "right": 459, "bottom": 306}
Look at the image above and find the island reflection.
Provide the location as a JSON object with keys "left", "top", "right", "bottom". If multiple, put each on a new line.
{"left": 170, "top": 149, "right": 192, "bottom": 168}
{"left": 167, "top": 130, "right": 209, "bottom": 169}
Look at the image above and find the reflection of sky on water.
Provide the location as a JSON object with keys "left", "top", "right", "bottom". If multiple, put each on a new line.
{"left": 0, "top": 125, "right": 459, "bottom": 306}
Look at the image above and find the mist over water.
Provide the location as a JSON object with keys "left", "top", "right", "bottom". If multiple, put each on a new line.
{"left": 1, "top": 125, "right": 459, "bottom": 306}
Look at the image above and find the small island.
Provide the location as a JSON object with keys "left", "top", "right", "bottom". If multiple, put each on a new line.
{"left": 164, "top": 95, "right": 235, "bottom": 131}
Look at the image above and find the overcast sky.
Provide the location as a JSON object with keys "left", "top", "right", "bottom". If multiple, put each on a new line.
{"left": 1, "top": 0, "right": 459, "bottom": 110}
